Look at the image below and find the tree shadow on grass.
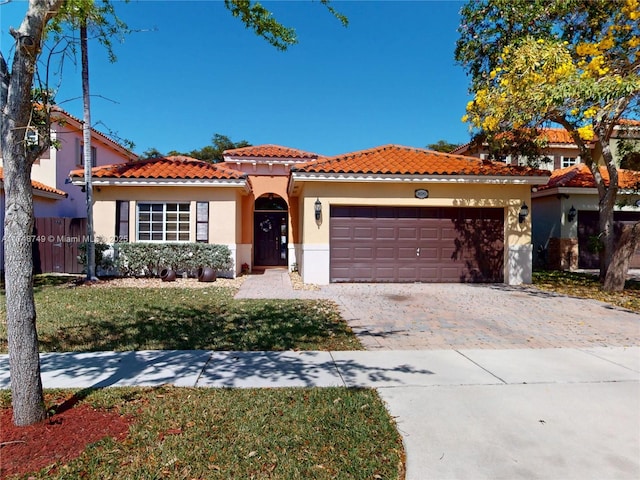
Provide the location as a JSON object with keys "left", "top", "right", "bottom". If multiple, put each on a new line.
{"left": 37, "top": 300, "right": 360, "bottom": 353}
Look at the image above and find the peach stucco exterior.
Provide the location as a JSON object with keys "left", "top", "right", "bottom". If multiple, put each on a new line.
{"left": 77, "top": 144, "right": 549, "bottom": 284}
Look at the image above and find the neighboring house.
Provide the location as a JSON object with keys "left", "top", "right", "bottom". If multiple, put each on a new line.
{"left": 0, "top": 107, "right": 137, "bottom": 274}
{"left": 0, "top": 168, "right": 68, "bottom": 275}
{"left": 454, "top": 125, "right": 640, "bottom": 272}
{"left": 532, "top": 163, "right": 640, "bottom": 270}
{"left": 71, "top": 144, "right": 550, "bottom": 285}
{"left": 451, "top": 128, "right": 590, "bottom": 171}
{"left": 28, "top": 107, "right": 137, "bottom": 218}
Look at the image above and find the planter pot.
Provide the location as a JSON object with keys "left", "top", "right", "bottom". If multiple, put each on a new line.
{"left": 160, "top": 268, "right": 176, "bottom": 282}
{"left": 197, "top": 266, "right": 217, "bottom": 282}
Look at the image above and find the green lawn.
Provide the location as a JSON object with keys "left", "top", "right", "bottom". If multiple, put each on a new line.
{"left": 0, "top": 279, "right": 362, "bottom": 353}
{"left": 1, "top": 386, "right": 405, "bottom": 479}
{"left": 533, "top": 270, "right": 640, "bottom": 313}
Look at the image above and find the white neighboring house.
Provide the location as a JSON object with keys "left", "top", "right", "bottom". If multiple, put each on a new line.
{"left": 0, "top": 108, "right": 137, "bottom": 274}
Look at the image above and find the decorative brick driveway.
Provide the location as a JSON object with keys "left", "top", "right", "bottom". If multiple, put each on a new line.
{"left": 318, "top": 283, "right": 640, "bottom": 350}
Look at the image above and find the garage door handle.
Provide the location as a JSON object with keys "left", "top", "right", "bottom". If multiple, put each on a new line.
{"left": 416, "top": 247, "right": 420, "bottom": 257}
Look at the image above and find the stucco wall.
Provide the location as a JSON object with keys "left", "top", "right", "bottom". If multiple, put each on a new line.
{"left": 91, "top": 186, "right": 242, "bottom": 246}
{"left": 30, "top": 123, "right": 132, "bottom": 218}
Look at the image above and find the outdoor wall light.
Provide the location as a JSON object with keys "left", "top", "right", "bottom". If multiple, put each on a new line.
{"left": 314, "top": 198, "right": 322, "bottom": 223}
{"left": 518, "top": 203, "right": 529, "bottom": 224}
{"left": 567, "top": 205, "right": 577, "bottom": 222}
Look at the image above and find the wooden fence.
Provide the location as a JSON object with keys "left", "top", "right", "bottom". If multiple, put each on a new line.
{"left": 32, "top": 217, "right": 87, "bottom": 274}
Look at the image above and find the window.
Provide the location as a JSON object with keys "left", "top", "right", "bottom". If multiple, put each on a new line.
{"left": 196, "top": 201, "right": 209, "bottom": 243}
{"left": 561, "top": 156, "right": 578, "bottom": 168}
{"left": 76, "top": 138, "right": 97, "bottom": 166}
{"left": 137, "top": 203, "right": 190, "bottom": 242}
{"left": 116, "top": 200, "right": 129, "bottom": 242}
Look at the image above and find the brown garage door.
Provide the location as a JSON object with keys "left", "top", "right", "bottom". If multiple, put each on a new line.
{"left": 330, "top": 206, "right": 504, "bottom": 283}
{"left": 578, "top": 211, "right": 640, "bottom": 269}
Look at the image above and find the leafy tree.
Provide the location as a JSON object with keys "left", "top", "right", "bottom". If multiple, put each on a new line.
{"left": 427, "top": 140, "right": 460, "bottom": 153}
{"left": 179, "top": 133, "right": 251, "bottom": 163}
{"left": 140, "top": 147, "right": 164, "bottom": 159}
{"left": 456, "top": 0, "right": 640, "bottom": 291}
{"left": 1, "top": 0, "right": 346, "bottom": 426}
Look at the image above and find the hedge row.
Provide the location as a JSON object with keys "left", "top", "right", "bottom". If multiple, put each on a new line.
{"left": 114, "top": 243, "right": 234, "bottom": 277}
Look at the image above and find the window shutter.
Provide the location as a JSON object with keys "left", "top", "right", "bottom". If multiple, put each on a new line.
{"left": 196, "top": 202, "right": 209, "bottom": 243}
{"left": 116, "top": 201, "right": 129, "bottom": 242}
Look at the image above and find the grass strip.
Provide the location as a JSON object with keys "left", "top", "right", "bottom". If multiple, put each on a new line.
{"left": 1, "top": 386, "right": 404, "bottom": 479}
{"left": 0, "top": 282, "right": 361, "bottom": 353}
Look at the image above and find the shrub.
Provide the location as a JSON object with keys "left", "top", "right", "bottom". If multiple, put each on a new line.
{"left": 77, "top": 240, "right": 114, "bottom": 274}
{"left": 115, "top": 243, "right": 233, "bottom": 277}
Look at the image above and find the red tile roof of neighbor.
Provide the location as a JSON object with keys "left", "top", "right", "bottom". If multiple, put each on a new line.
{"left": 223, "top": 144, "right": 320, "bottom": 159}
{"left": 540, "top": 163, "right": 640, "bottom": 190}
{"left": 452, "top": 128, "right": 590, "bottom": 154}
{"left": 292, "top": 144, "right": 550, "bottom": 177}
{"left": 0, "top": 167, "right": 67, "bottom": 197}
{"left": 70, "top": 156, "right": 247, "bottom": 180}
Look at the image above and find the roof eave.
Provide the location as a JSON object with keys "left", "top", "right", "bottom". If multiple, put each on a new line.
{"left": 532, "top": 186, "right": 599, "bottom": 198}
{"left": 290, "top": 172, "right": 550, "bottom": 185}
{"left": 71, "top": 178, "right": 248, "bottom": 188}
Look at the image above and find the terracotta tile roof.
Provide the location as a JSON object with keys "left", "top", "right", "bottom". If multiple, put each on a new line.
{"left": 0, "top": 167, "right": 67, "bottom": 197}
{"left": 451, "top": 128, "right": 583, "bottom": 155}
{"left": 539, "top": 128, "right": 576, "bottom": 144}
{"left": 292, "top": 144, "right": 550, "bottom": 177}
{"left": 224, "top": 144, "right": 320, "bottom": 159}
{"left": 69, "top": 156, "right": 247, "bottom": 180}
{"left": 540, "top": 163, "right": 640, "bottom": 190}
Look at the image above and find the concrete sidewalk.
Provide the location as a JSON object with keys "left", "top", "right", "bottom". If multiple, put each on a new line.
{"left": 1, "top": 347, "right": 639, "bottom": 478}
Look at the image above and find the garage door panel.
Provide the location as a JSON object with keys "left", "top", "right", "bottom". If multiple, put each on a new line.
{"left": 398, "top": 227, "right": 419, "bottom": 240}
{"left": 353, "top": 227, "right": 374, "bottom": 240}
{"left": 419, "top": 227, "right": 439, "bottom": 240}
{"left": 330, "top": 206, "right": 504, "bottom": 283}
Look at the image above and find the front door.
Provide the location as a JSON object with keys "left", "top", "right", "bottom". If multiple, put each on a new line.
{"left": 254, "top": 212, "right": 288, "bottom": 266}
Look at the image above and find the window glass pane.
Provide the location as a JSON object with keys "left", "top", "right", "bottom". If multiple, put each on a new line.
{"left": 137, "top": 202, "right": 190, "bottom": 242}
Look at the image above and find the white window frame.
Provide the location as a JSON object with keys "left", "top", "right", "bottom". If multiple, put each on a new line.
{"left": 136, "top": 202, "right": 190, "bottom": 242}
{"left": 561, "top": 156, "right": 579, "bottom": 168}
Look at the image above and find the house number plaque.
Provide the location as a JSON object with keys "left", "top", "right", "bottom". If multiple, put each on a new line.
{"left": 414, "top": 189, "right": 429, "bottom": 199}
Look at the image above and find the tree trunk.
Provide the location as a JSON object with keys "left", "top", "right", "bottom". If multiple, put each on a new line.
{"left": 81, "top": 22, "right": 97, "bottom": 281}
{"left": 1, "top": 0, "right": 64, "bottom": 426}
{"left": 604, "top": 223, "right": 640, "bottom": 292}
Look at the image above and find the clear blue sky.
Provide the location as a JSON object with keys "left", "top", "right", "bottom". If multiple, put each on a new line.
{"left": 1, "top": 0, "right": 473, "bottom": 157}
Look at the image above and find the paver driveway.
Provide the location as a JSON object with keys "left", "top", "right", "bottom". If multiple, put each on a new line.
{"left": 318, "top": 283, "right": 640, "bottom": 350}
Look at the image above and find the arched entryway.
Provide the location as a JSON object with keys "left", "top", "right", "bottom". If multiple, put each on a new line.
{"left": 254, "top": 194, "right": 288, "bottom": 267}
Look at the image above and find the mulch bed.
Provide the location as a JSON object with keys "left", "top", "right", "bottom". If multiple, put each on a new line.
{"left": 0, "top": 400, "right": 132, "bottom": 479}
